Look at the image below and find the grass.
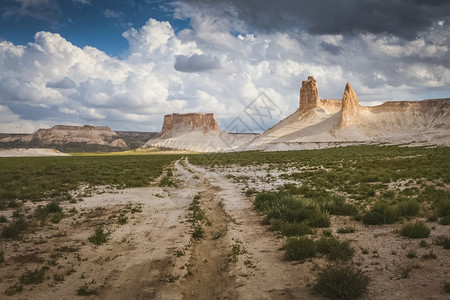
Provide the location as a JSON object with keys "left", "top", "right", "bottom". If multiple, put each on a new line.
{"left": 4, "top": 283, "right": 23, "bottom": 296}
{"left": 337, "top": 226, "right": 356, "bottom": 234}
{"left": 400, "top": 222, "right": 431, "bottom": 238}
{"left": 313, "top": 264, "right": 369, "bottom": 299}
{"left": 284, "top": 237, "right": 316, "bottom": 261}
{"left": 0, "top": 154, "right": 181, "bottom": 207}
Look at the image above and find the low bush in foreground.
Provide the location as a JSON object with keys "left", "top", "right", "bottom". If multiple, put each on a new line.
{"left": 400, "top": 222, "right": 430, "bottom": 238}
{"left": 284, "top": 237, "right": 316, "bottom": 261}
{"left": 434, "top": 235, "right": 450, "bottom": 249}
{"left": 313, "top": 264, "right": 369, "bottom": 299}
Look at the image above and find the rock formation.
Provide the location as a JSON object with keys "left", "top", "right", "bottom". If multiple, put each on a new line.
{"left": 340, "top": 82, "right": 362, "bottom": 128}
{"left": 160, "top": 113, "right": 219, "bottom": 135}
{"left": 0, "top": 125, "right": 130, "bottom": 151}
{"left": 244, "top": 76, "right": 450, "bottom": 151}
{"left": 299, "top": 76, "right": 319, "bottom": 112}
{"left": 143, "top": 113, "right": 257, "bottom": 152}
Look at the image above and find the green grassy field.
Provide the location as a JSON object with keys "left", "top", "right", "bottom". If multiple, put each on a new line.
{"left": 0, "top": 154, "right": 181, "bottom": 208}
{"left": 189, "top": 145, "right": 450, "bottom": 231}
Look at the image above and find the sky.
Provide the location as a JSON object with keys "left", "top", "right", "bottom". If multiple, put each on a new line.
{"left": 0, "top": 0, "right": 449, "bottom": 133}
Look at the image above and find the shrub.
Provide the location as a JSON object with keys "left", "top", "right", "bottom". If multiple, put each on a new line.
{"left": 254, "top": 192, "right": 278, "bottom": 211}
{"left": 76, "top": 282, "right": 97, "bottom": 296}
{"left": 439, "top": 215, "right": 450, "bottom": 225}
{"left": 270, "top": 219, "right": 311, "bottom": 236}
{"left": 400, "top": 222, "right": 430, "bottom": 239}
{"left": 308, "top": 211, "right": 331, "bottom": 228}
{"left": 337, "top": 226, "right": 355, "bottom": 234}
{"left": 445, "top": 282, "right": 450, "bottom": 294}
{"left": 4, "top": 283, "right": 23, "bottom": 296}
{"left": 284, "top": 237, "right": 316, "bottom": 261}
{"left": 1, "top": 219, "right": 27, "bottom": 239}
{"left": 118, "top": 213, "right": 128, "bottom": 225}
{"left": 362, "top": 203, "right": 399, "bottom": 225}
{"left": 19, "top": 266, "right": 49, "bottom": 285}
{"left": 88, "top": 227, "right": 109, "bottom": 245}
{"left": 46, "top": 201, "right": 62, "bottom": 213}
{"left": 434, "top": 235, "right": 450, "bottom": 249}
{"left": 435, "top": 198, "right": 450, "bottom": 217}
{"left": 397, "top": 199, "right": 420, "bottom": 217}
{"left": 0, "top": 250, "right": 4, "bottom": 263}
{"left": 192, "top": 224, "right": 203, "bottom": 240}
{"left": 327, "top": 195, "right": 358, "bottom": 216}
{"left": 316, "top": 237, "right": 354, "bottom": 261}
{"left": 0, "top": 215, "right": 7, "bottom": 223}
{"left": 313, "top": 264, "right": 369, "bottom": 299}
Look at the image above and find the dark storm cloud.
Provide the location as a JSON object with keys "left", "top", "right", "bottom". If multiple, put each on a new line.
{"left": 182, "top": 0, "right": 450, "bottom": 39}
{"left": 46, "top": 77, "right": 76, "bottom": 89}
{"left": 174, "top": 53, "right": 221, "bottom": 72}
{"left": 319, "top": 42, "right": 343, "bottom": 55}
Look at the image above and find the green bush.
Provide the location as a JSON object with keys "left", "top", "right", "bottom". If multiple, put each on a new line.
{"left": 4, "top": 283, "right": 23, "bottom": 296}
{"left": 254, "top": 192, "right": 278, "bottom": 211}
{"left": 435, "top": 198, "right": 450, "bottom": 217}
{"left": 1, "top": 219, "right": 27, "bottom": 239}
{"left": 397, "top": 199, "right": 420, "bottom": 217}
{"left": 308, "top": 211, "right": 331, "bottom": 228}
{"left": 0, "top": 215, "right": 7, "bottom": 223}
{"left": 362, "top": 202, "right": 399, "bottom": 225}
{"left": 313, "top": 264, "right": 369, "bottom": 299}
{"left": 316, "top": 237, "right": 354, "bottom": 261}
{"left": 284, "top": 237, "right": 316, "bottom": 261}
{"left": 0, "top": 250, "right": 4, "bottom": 263}
{"left": 269, "top": 219, "right": 311, "bottom": 236}
{"left": 400, "top": 222, "right": 430, "bottom": 238}
{"left": 326, "top": 195, "right": 358, "bottom": 216}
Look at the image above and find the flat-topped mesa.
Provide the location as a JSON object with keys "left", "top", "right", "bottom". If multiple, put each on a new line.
{"left": 299, "top": 76, "right": 319, "bottom": 112}
{"left": 340, "top": 82, "right": 362, "bottom": 128}
{"left": 161, "top": 113, "right": 219, "bottom": 133}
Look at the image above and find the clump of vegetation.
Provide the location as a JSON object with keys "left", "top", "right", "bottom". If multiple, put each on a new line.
{"left": 34, "top": 201, "right": 64, "bottom": 224}
{"left": 284, "top": 237, "right": 316, "bottom": 261}
{"left": 316, "top": 237, "right": 354, "bottom": 261}
{"left": 118, "top": 213, "right": 128, "bottom": 225}
{"left": 88, "top": 227, "right": 109, "bottom": 245}
{"left": 422, "top": 251, "right": 437, "bottom": 259}
{"left": 400, "top": 222, "right": 430, "bottom": 238}
{"left": 0, "top": 215, "right": 7, "bottom": 223}
{"left": 192, "top": 224, "right": 204, "bottom": 240}
{"left": 434, "top": 235, "right": 450, "bottom": 249}
{"left": 76, "top": 280, "right": 97, "bottom": 296}
{"left": 0, "top": 250, "right": 4, "bottom": 263}
{"left": 337, "top": 226, "right": 355, "bottom": 234}
{"left": 19, "top": 266, "right": 49, "bottom": 285}
{"left": 313, "top": 264, "right": 369, "bottom": 299}
{"left": 1, "top": 218, "right": 28, "bottom": 239}
{"left": 397, "top": 199, "right": 420, "bottom": 217}
{"left": 227, "top": 239, "right": 247, "bottom": 263}
{"left": 362, "top": 202, "right": 399, "bottom": 225}
{"left": 4, "top": 283, "right": 23, "bottom": 296}
{"left": 255, "top": 192, "right": 331, "bottom": 235}
{"left": 444, "top": 282, "right": 450, "bottom": 294}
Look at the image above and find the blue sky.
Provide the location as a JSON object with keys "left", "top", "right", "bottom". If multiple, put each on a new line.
{"left": 0, "top": 0, "right": 449, "bottom": 133}
{"left": 1, "top": 0, "right": 190, "bottom": 57}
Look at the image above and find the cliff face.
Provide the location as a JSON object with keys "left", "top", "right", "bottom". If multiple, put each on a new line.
{"left": 160, "top": 113, "right": 219, "bottom": 134}
{"left": 0, "top": 125, "right": 129, "bottom": 151}
{"left": 299, "top": 76, "right": 319, "bottom": 112}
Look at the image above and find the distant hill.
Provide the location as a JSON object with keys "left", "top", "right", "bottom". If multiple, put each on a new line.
{"left": 0, "top": 125, "right": 157, "bottom": 152}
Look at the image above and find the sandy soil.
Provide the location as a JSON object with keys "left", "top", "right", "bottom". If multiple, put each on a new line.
{"left": 0, "top": 158, "right": 449, "bottom": 299}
